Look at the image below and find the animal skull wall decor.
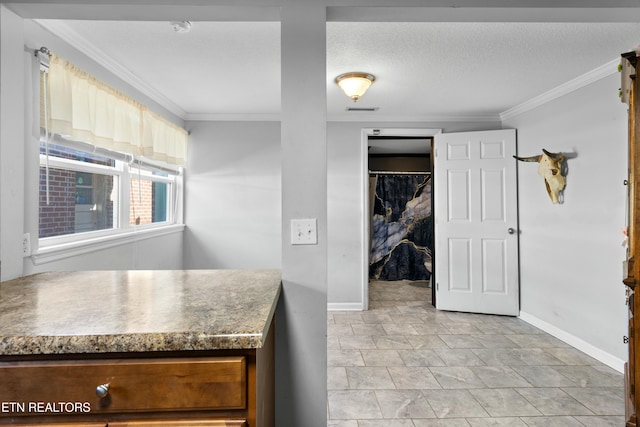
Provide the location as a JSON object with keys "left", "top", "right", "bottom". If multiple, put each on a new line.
{"left": 513, "top": 149, "right": 566, "bottom": 204}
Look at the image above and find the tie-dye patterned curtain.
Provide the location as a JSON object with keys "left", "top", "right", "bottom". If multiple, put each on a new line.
{"left": 370, "top": 174, "right": 433, "bottom": 281}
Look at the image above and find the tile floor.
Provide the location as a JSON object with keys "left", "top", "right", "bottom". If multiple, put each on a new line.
{"left": 327, "top": 280, "right": 626, "bottom": 427}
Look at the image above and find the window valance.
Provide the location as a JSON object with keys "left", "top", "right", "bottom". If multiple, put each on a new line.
{"left": 42, "top": 53, "right": 188, "bottom": 167}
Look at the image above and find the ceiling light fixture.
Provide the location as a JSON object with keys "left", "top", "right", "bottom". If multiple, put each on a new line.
{"left": 335, "top": 72, "right": 375, "bottom": 102}
{"left": 170, "top": 21, "right": 192, "bottom": 33}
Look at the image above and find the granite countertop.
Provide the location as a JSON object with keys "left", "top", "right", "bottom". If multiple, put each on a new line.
{"left": 0, "top": 269, "right": 281, "bottom": 356}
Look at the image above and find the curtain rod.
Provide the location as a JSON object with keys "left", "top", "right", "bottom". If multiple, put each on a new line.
{"left": 35, "top": 46, "right": 51, "bottom": 72}
{"left": 369, "top": 171, "right": 431, "bottom": 175}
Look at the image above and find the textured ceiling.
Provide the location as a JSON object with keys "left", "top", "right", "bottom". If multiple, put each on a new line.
{"left": 36, "top": 19, "right": 640, "bottom": 123}
{"left": 329, "top": 22, "right": 639, "bottom": 120}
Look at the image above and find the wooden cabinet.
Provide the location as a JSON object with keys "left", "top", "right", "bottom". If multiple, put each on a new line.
{"left": 0, "top": 270, "right": 280, "bottom": 427}
{"left": 623, "top": 50, "right": 640, "bottom": 427}
{"left": 0, "top": 323, "right": 274, "bottom": 427}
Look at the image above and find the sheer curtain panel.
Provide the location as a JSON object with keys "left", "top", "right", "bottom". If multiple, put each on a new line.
{"left": 43, "top": 53, "right": 187, "bottom": 167}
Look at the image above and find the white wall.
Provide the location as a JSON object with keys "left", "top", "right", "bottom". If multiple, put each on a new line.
{"left": 183, "top": 121, "right": 281, "bottom": 269}
{"left": 503, "top": 73, "right": 628, "bottom": 368}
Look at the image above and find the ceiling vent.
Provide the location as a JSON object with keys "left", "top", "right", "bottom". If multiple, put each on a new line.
{"left": 345, "top": 107, "right": 379, "bottom": 112}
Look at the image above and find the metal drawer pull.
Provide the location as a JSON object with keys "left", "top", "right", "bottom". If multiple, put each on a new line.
{"left": 96, "top": 383, "right": 110, "bottom": 398}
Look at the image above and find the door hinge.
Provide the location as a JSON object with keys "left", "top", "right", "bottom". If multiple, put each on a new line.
{"left": 624, "top": 335, "right": 630, "bottom": 344}
{"left": 436, "top": 282, "right": 439, "bottom": 291}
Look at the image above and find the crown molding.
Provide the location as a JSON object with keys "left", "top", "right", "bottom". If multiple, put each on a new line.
{"left": 185, "top": 113, "right": 282, "bottom": 122}
{"left": 35, "top": 19, "right": 187, "bottom": 120}
{"left": 328, "top": 7, "right": 640, "bottom": 23}
{"left": 500, "top": 58, "right": 620, "bottom": 122}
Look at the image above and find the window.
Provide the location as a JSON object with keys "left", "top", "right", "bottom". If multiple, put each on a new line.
{"left": 39, "top": 137, "right": 182, "bottom": 246}
{"left": 129, "top": 168, "right": 175, "bottom": 227}
{"left": 39, "top": 141, "right": 116, "bottom": 239}
{"left": 34, "top": 50, "right": 187, "bottom": 255}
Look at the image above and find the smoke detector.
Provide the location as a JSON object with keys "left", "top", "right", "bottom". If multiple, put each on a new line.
{"left": 170, "top": 21, "right": 192, "bottom": 33}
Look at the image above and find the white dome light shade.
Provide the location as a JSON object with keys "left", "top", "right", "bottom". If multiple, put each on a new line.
{"left": 335, "top": 72, "right": 375, "bottom": 102}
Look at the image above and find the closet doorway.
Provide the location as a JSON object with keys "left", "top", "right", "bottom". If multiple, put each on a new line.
{"left": 364, "top": 128, "right": 440, "bottom": 309}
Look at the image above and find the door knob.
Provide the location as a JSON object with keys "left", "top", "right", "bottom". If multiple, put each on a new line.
{"left": 507, "top": 228, "right": 515, "bottom": 235}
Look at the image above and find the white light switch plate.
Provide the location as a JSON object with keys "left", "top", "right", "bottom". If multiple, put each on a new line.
{"left": 291, "top": 218, "right": 317, "bottom": 245}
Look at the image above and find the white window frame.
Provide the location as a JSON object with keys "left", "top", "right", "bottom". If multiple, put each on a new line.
{"left": 32, "top": 136, "right": 184, "bottom": 265}
{"left": 126, "top": 161, "right": 179, "bottom": 229}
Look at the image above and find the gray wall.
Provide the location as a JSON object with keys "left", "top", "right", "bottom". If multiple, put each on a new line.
{"left": 326, "top": 120, "right": 501, "bottom": 309}
{"left": 181, "top": 87, "right": 630, "bottom": 368}
{"left": 1, "top": 5, "right": 328, "bottom": 426}
{"left": 0, "top": 3, "right": 635, "bottom": 427}
{"left": 326, "top": 76, "right": 629, "bottom": 368}
{"left": 0, "top": 11, "right": 185, "bottom": 278}
{"left": 278, "top": 7, "right": 328, "bottom": 426}
{"left": 24, "top": 233, "right": 184, "bottom": 273}
{"left": 503, "top": 73, "right": 628, "bottom": 366}
{"left": 0, "top": 6, "right": 26, "bottom": 280}
{"left": 183, "top": 121, "right": 281, "bottom": 270}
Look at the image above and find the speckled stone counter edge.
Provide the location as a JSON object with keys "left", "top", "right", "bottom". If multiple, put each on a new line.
{"left": 0, "top": 270, "right": 282, "bottom": 356}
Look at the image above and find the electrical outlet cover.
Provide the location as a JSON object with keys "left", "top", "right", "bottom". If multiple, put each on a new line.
{"left": 22, "top": 233, "right": 31, "bottom": 256}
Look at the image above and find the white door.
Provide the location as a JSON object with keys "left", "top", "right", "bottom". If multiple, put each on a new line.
{"left": 434, "top": 129, "right": 519, "bottom": 316}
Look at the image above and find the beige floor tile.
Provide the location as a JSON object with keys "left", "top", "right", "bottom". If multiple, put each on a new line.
{"left": 327, "top": 280, "right": 625, "bottom": 425}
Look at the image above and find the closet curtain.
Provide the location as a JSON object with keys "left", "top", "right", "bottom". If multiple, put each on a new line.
{"left": 42, "top": 53, "right": 188, "bottom": 166}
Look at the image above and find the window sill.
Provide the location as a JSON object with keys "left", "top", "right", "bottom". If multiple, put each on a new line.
{"left": 30, "top": 224, "right": 185, "bottom": 266}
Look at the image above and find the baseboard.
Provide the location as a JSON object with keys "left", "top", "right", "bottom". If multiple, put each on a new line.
{"left": 328, "top": 302, "right": 364, "bottom": 311}
{"left": 519, "top": 311, "right": 625, "bottom": 373}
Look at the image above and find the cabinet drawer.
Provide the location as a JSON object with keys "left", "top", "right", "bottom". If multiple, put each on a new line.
{"left": 0, "top": 357, "right": 246, "bottom": 416}
{"left": 109, "top": 421, "right": 246, "bottom": 426}
{"left": 8, "top": 424, "right": 106, "bottom": 427}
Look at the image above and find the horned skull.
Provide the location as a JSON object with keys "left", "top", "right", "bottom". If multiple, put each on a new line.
{"left": 514, "top": 149, "right": 566, "bottom": 204}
